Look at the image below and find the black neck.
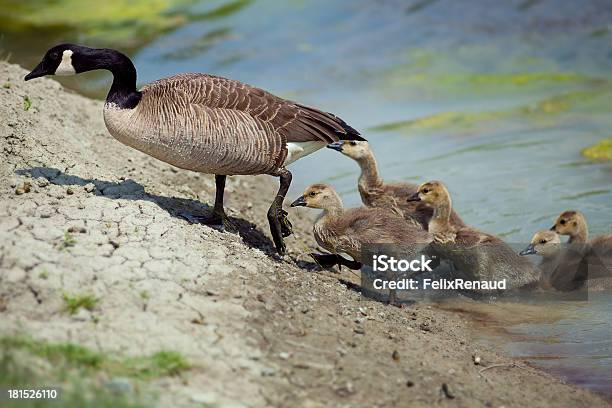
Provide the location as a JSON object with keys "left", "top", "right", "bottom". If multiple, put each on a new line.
{"left": 78, "top": 48, "right": 142, "bottom": 109}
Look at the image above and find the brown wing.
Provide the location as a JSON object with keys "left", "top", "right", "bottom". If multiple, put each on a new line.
{"left": 142, "top": 73, "right": 364, "bottom": 144}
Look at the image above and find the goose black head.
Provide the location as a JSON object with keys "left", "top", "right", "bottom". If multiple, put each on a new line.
{"left": 25, "top": 44, "right": 141, "bottom": 109}
{"left": 24, "top": 44, "right": 87, "bottom": 81}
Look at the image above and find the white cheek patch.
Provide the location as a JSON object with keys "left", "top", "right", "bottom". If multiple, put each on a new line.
{"left": 55, "top": 50, "right": 76, "bottom": 76}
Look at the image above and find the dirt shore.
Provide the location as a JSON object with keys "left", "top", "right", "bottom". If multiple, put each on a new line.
{"left": 0, "top": 61, "right": 609, "bottom": 407}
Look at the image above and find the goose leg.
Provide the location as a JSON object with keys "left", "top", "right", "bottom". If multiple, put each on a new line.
{"left": 267, "top": 168, "right": 293, "bottom": 255}
{"left": 180, "top": 175, "right": 237, "bottom": 232}
{"left": 210, "top": 175, "right": 238, "bottom": 232}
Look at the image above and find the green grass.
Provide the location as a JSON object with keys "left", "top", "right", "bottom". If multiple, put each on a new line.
{"left": 0, "top": 337, "right": 190, "bottom": 380}
{"left": 0, "top": 349, "right": 147, "bottom": 408}
{"left": 23, "top": 95, "right": 32, "bottom": 111}
{"left": 62, "top": 292, "right": 99, "bottom": 315}
{"left": 121, "top": 351, "right": 190, "bottom": 378}
{"left": 58, "top": 231, "right": 77, "bottom": 251}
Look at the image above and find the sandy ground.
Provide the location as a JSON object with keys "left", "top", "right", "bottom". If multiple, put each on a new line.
{"left": 0, "top": 61, "right": 610, "bottom": 407}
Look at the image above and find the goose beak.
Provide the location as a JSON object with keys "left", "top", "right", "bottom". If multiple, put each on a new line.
{"left": 327, "top": 141, "right": 344, "bottom": 152}
{"left": 407, "top": 192, "right": 421, "bottom": 202}
{"left": 24, "top": 61, "right": 49, "bottom": 81}
{"left": 519, "top": 244, "right": 536, "bottom": 256}
{"left": 290, "top": 195, "right": 307, "bottom": 207}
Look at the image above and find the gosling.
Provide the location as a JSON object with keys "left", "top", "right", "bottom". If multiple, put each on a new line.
{"left": 291, "top": 183, "right": 431, "bottom": 261}
{"left": 291, "top": 184, "right": 432, "bottom": 304}
{"left": 521, "top": 230, "right": 611, "bottom": 291}
{"left": 407, "top": 181, "right": 540, "bottom": 290}
{"left": 520, "top": 230, "right": 587, "bottom": 291}
{"left": 327, "top": 140, "right": 464, "bottom": 229}
{"left": 551, "top": 210, "right": 612, "bottom": 254}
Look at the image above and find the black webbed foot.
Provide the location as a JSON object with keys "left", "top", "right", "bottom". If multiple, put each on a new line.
{"left": 278, "top": 209, "right": 293, "bottom": 238}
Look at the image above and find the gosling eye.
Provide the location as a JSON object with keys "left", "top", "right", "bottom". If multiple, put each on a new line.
{"left": 560, "top": 219, "right": 566, "bottom": 225}
{"left": 349, "top": 141, "right": 357, "bottom": 146}
{"left": 422, "top": 188, "right": 429, "bottom": 194}
{"left": 539, "top": 239, "right": 546, "bottom": 244}
{"left": 309, "top": 191, "right": 317, "bottom": 197}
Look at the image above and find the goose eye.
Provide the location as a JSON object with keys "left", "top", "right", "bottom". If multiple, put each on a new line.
{"left": 560, "top": 219, "right": 566, "bottom": 225}
{"left": 539, "top": 239, "right": 546, "bottom": 244}
{"left": 349, "top": 141, "right": 357, "bottom": 146}
{"left": 49, "top": 52, "right": 59, "bottom": 60}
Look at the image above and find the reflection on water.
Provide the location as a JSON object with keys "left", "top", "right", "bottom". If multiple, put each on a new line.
{"left": 440, "top": 293, "right": 612, "bottom": 397}
{"left": 1, "top": 0, "right": 611, "bottom": 396}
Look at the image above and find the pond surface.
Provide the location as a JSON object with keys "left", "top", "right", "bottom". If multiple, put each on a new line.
{"left": 2, "top": 0, "right": 611, "bottom": 397}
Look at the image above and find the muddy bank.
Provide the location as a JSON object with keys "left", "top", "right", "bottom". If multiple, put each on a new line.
{"left": 0, "top": 61, "right": 609, "bottom": 407}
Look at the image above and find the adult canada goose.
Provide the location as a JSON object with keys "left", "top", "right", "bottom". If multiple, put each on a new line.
{"left": 291, "top": 183, "right": 432, "bottom": 304}
{"left": 326, "top": 140, "right": 464, "bottom": 229}
{"left": 519, "top": 230, "right": 587, "bottom": 291}
{"left": 24, "top": 44, "right": 365, "bottom": 255}
{"left": 520, "top": 230, "right": 611, "bottom": 291}
{"left": 407, "top": 181, "right": 540, "bottom": 289}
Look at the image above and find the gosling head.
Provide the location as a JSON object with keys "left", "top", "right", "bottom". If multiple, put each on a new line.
{"left": 520, "top": 230, "right": 561, "bottom": 257}
{"left": 326, "top": 140, "right": 371, "bottom": 160}
{"left": 406, "top": 180, "right": 449, "bottom": 205}
{"left": 290, "top": 183, "right": 342, "bottom": 211}
{"left": 550, "top": 210, "right": 587, "bottom": 237}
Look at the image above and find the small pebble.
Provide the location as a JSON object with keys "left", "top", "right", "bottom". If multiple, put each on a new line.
{"left": 66, "top": 187, "right": 74, "bottom": 195}
{"left": 392, "top": 350, "right": 400, "bottom": 362}
{"left": 261, "top": 367, "right": 276, "bottom": 377}
{"left": 353, "top": 327, "right": 365, "bottom": 335}
{"left": 15, "top": 181, "right": 31, "bottom": 195}
{"left": 473, "top": 355, "right": 481, "bottom": 365}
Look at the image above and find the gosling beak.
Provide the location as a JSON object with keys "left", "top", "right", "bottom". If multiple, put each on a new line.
{"left": 519, "top": 244, "right": 536, "bottom": 256}
{"left": 549, "top": 225, "right": 557, "bottom": 231}
{"left": 24, "top": 61, "right": 49, "bottom": 81}
{"left": 290, "top": 195, "right": 307, "bottom": 207}
{"left": 327, "top": 141, "right": 344, "bottom": 152}
{"left": 407, "top": 192, "right": 421, "bottom": 202}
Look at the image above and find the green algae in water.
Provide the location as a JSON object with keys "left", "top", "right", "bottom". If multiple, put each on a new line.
{"left": 0, "top": 0, "right": 250, "bottom": 47}
{"left": 372, "top": 88, "right": 612, "bottom": 134}
{"left": 581, "top": 139, "right": 612, "bottom": 160}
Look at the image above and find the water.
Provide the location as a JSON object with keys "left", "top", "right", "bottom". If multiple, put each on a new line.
{"left": 1, "top": 0, "right": 611, "bottom": 397}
